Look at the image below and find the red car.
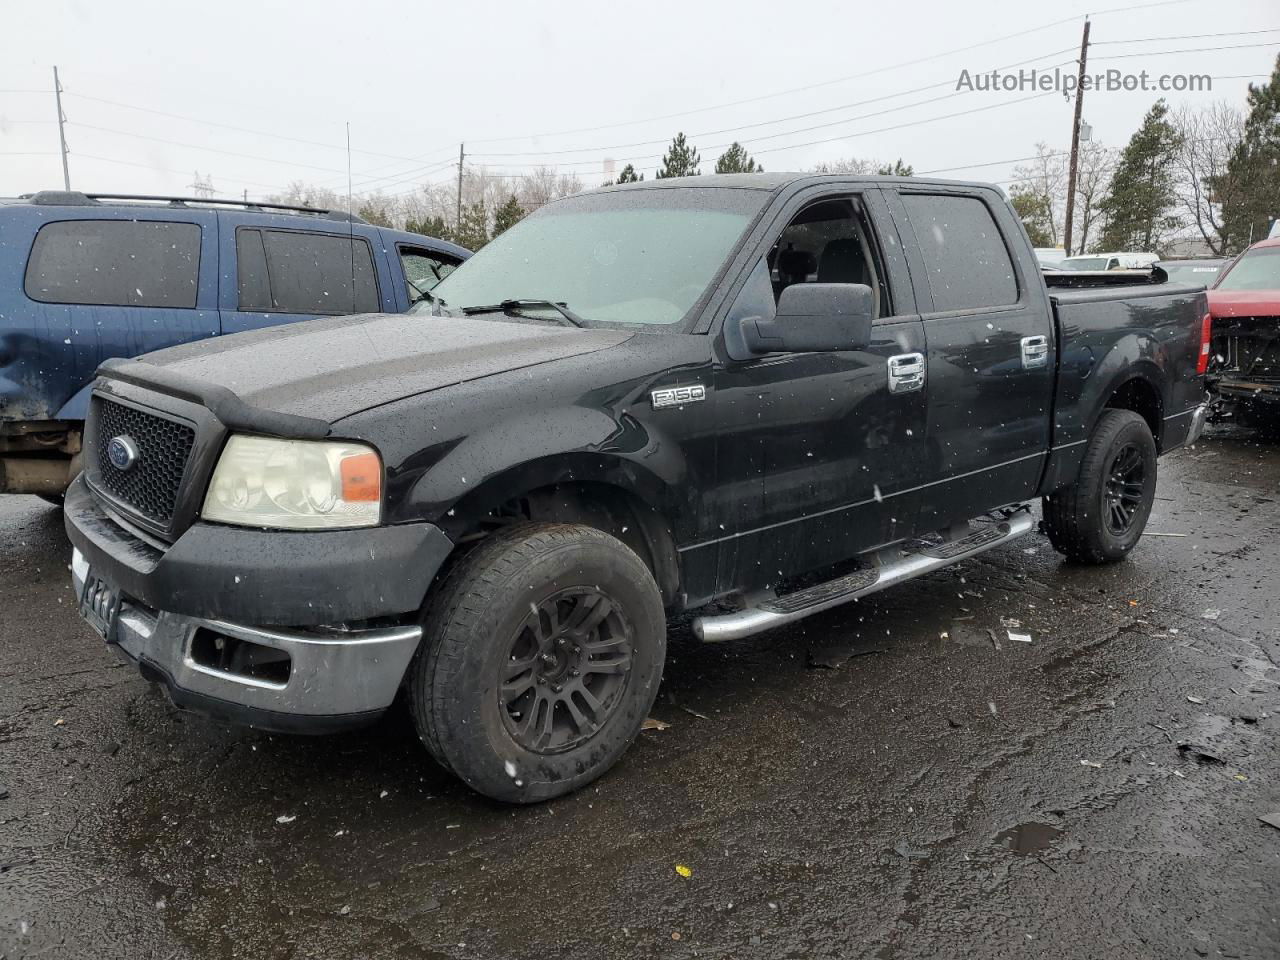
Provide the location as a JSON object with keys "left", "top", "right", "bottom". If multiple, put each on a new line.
{"left": 1206, "top": 237, "right": 1280, "bottom": 434}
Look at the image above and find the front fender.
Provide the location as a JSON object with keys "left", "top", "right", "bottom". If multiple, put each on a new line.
{"left": 395, "top": 405, "right": 687, "bottom": 530}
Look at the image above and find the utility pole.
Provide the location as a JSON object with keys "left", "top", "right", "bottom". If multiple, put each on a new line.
{"left": 456, "top": 143, "right": 465, "bottom": 231}
{"left": 53, "top": 66, "right": 70, "bottom": 190}
{"left": 1062, "top": 19, "right": 1091, "bottom": 256}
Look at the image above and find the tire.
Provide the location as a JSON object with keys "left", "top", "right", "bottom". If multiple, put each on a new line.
{"left": 1043, "top": 409, "right": 1158, "bottom": 564}
{"left": 409, "top": 522, "right": 666, "bottom": 803}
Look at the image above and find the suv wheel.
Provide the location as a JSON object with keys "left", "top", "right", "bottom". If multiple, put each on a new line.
{"left": 1043, "top": 409, "right": 1158, "bottom": 564}
{"left": 409, "top": 522, "right": 666, "bottom": 803}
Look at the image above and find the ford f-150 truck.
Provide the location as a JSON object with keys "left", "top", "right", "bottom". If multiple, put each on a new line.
{"left": 64, "top": 174, "right": 1209, "bottom": 803}
{"left": 0, "top": 191, "right": 469, "bottom": 497}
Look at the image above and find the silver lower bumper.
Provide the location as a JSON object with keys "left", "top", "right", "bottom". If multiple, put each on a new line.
{"left": 1186, "top": 402, "right": 1209, "bottom": 446}
{"left": 71, "top": 549, "right": 422, "bottom": 720}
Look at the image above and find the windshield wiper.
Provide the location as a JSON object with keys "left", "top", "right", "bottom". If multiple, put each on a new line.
{"left": 461, "top": 299, "right": 588, "bottom": 328}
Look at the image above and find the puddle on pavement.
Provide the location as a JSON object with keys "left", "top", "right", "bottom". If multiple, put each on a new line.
{"left": 994, "top": 821, "right": 1063, "bottom": 855}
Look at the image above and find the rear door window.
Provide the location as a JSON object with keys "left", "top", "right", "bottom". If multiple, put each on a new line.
{"left": 901, "top": 194, "right": 1018, "bottom": 311}
{"left": 236, "top": 228, "right": 379, "bottom": 315}
{"left": 25, "top": 219, "right": 201, "bottom": 308}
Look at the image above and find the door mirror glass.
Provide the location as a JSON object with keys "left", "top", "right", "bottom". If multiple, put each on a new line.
{"left": 738, "top": 282, "right": 874, "bottom": 355}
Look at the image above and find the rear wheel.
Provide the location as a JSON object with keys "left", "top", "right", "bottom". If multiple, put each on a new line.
{"left": 409, "top": 522, "right": 666, "bottom": 803}
{"left": 1043, "top": 409, "right": 1158, "bottom": 564}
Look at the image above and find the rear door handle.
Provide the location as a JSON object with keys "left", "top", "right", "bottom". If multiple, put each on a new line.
{"left": 1021, "top": 335, "right": 1050, "bottom": 369}
{"left": 888, "top": 352, "right": 925, "bottom": 394}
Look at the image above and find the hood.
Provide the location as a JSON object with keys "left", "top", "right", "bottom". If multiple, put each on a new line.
{"left": 137, "top": 313, "right": 633, "bottom": 423}
{"left": 1207, "top": 289, "right": 1280, "bottom": 318}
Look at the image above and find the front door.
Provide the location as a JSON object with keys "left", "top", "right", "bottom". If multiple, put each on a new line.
{"left": 700, "top": 188, "right": 929, "bottom": 598}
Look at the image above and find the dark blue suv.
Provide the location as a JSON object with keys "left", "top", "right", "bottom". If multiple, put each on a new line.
{"left": 0, "top": 191, "right": 469, "bottom": 497}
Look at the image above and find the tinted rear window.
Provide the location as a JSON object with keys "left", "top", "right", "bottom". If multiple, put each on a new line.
{"left": 25, "top": 220, "right": 201, "bottom": 308}
{"left": 902, "top": 194, "right": 1018, "bottom": 311}
{"left": 241, "top": 229, "right": 378, "bottom": 315}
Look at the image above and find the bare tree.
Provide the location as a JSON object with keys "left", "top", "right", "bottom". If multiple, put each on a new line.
{"left": 1074, "top": 142, "right": 1115, "bottom": 254}
{"left": 515, "top": 166, "right": 584, "bottom": 213}
{"left": 1010, "top": 143, "right": 1069, "bottom": 245}
{"left": 809, "top": 158, "right": 881, "bottom": 175}
{"left": 1170, "top": 101, "right": 1246, "bottom": 255}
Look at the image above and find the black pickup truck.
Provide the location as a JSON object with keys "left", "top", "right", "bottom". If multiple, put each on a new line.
{"left": 65, "top": 174, "right": 1209, "bottom": 803}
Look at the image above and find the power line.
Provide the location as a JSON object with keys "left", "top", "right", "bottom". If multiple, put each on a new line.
{"left": 471, "top": 44, "right": 1079, "bottom": 158}
{"left": 1090, "top": 40, "right": 1280, "bottom": 62}
{"left": 465, "top": 0, "right": 1197, "bottom": 146}
{"left": 62, "top": 90, "right": 458, "bottom": 168}
{"left": 1092, "top": 27, "right": 1280, "bottom": 45}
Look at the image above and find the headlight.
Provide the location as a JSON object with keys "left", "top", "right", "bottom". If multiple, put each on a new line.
{"left": 202, "top": 435, "right": 382, "bottom": 530}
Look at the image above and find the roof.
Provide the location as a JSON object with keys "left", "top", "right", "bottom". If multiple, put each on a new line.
{"left": 6, "top": 190, "right": 366, "bottom": 224}
{"left": 1250, "top": 236, "right": 1280, "bottom": 250}
{"left": 595, "top": 172, "right": 1008, "bottom": 193}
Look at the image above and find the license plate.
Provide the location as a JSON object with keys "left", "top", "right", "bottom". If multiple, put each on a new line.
{"left": 79, "top": 570, "right": 122, "bottom": 644}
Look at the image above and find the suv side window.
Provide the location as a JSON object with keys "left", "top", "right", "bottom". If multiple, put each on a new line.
{"left": 901, "top": 194, "right": 1018, "bottom": 311}
{"left": 768, "top": 196, "right": 888, "bottom": 318}
{"left": 236, "top": 228, "right": 379, "bottom": 314}
{"left": 398, "top": 246, "right": 461, "bottom": 304}
{"left": 25, "top": 220, "right": 201, "bottom": 308}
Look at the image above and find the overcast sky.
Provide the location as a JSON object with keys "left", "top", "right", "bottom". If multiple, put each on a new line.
{"left": 1, "top": 0, "right": 1277, "bottom": 203}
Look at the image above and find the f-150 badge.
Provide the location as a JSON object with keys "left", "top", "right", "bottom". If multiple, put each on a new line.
{"left": 651, "top": 384, "right": 707, "bottom": 409}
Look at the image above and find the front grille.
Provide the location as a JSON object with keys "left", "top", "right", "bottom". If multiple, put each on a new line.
{"left": 93, "top": 398, "right": 195, "bottom": 528}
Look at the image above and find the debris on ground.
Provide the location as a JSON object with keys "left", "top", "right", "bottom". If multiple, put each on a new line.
{"left": 680, "top": 706, "right": 710, "bottom": 721}
{"left": 675, "top": 864, "right": 692, "bottom": 878}
{"left": 1259, "top": 811, "right": 1280, "bottom": 831}
{"left": 1145, "top": 532, "right": 1188, "bottom": 538}
{"left": 641, "top": 717, "right": 670, "bottom": 731}
{"left": 987, "top": 628, "right": 1002, "bottom": 651}
{"left": 1187, "top": 696, "right": 1208, "bottom": 705}
{"left": 275, "top": 815, "right": 296, "bottom": 824}
{"left": 806, "top": 644, "right": 884, "bottom": 669}
{"left": 894, "top": 841, "right": 929, "bottom": 860}
{"left": 1008, "top": 631, "right": 1033, "bottom": 644}
{"left": 1202, "top": 609, "right": 1222, "bottom": 620}
{"left": 1080, "top": 760, "right": 1103, "bottom": 768}
{"left": 1177, "top": 743, "right": 1226, "bottom": 765}
{"left": 988, "top": 701, "right": 999, "bottom": 717}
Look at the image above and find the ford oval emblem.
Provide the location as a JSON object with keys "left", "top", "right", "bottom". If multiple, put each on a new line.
{"left": 107, "top": 435, "right": 140, "bottom": 472}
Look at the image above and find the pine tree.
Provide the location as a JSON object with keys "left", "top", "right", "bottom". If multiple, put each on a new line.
{"left": 1220, "top": 54, "right": 1280, "bottom": 250}
{"left": 406, "top": 215, "right": 453, "bottom": 243}
{"left": 1098, "top": 100, "right": 1184, "bottom": 253}
{"left": 1010, "top": 186, "right": 1054, "bottom": 247}
{"left": 454, "top": 200, "right": 490, "bottom": 251}
{"left": 492, "top": 195, "right": 525, "bottom": 238}
{"left": 715, "top": 142, "right": 760, "bottom": 174}
{"left": 616, "top": 163, "right": 643, "bottom": 183}
{"left": 876, "top": 159, "right": 914, "bottom": 177}
{"left": 656, "top": 133, "right": 701, "bottom": 179}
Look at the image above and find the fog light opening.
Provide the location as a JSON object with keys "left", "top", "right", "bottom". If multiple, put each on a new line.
{"left": 190, "top": 628, "right": 292, "bottom": 685}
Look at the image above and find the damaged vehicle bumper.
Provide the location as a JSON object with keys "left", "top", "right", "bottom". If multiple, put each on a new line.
{"left": 63, "top": 475, "right": 450, "bottom": 732}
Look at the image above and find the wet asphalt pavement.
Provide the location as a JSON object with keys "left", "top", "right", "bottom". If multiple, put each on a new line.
{"left": 2, "top": 428, "right": 1278, "bottom": 960}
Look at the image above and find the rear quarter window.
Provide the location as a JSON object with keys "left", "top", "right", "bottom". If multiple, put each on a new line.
{"left": 24, "top": 219, "right": 201, "bottom": 308}
{"left": 902, "top": 194, "right": 1018, "bottom": 311}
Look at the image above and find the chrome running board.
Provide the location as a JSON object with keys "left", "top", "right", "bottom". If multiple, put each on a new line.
{"left": 692, "top": 511, "right": 1035, "bottom": 643}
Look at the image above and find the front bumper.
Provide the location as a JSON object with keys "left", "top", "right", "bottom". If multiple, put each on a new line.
{"left": 63, "top": 474, "right": 454, "bottom": 626}
{"left": 72, "top": 549, "right": 422, "bottom": 732}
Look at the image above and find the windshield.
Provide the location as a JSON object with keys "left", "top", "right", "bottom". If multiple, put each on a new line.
{"left": 1215, "top": 247, "right": 1280, "bottom": 291}
{"left": 1060, "top": 257, "right": 1110, "bottom": 271}
{"left": 1160, "top": 261, "right": 1223, "bottom": 282}
{"left": 424, "top": 187, "right": 767, "bottom": 327}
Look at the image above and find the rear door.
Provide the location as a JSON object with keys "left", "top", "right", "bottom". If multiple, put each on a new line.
{"left": 15, "top": 208, "right": 219, "bottom": 421}
{"left": 886, "top": 187, "right": 1055, "bottom": 528}
{"left": 217, "top": 213, "right": 398, "bottom": 335}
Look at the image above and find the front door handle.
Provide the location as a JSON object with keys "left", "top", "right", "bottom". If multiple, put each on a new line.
{"left": 888, "top": 352, "right": 925, "bottom": 394}
{"left": 1021, "top": 335, "right": 1050, "bottom": 369}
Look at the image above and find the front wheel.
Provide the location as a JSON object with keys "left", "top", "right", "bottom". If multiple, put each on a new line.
{"left": 1043, "top": 409, "right": 1158, "bottom": 564}
{"left": 409, "top": 522, "right": 667, "bottom": 803}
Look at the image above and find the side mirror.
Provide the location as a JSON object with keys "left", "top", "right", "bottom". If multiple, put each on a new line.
{"left": 736, "top": 283, "right": 875, "bottom": 355}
